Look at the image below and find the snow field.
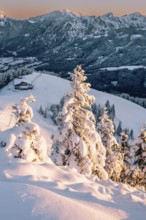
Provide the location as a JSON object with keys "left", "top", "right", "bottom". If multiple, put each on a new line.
{"left": 0, "top": 72, "right": 146, "bottom": 219}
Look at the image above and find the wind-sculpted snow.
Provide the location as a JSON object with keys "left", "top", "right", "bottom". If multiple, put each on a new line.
{"left": 0, "top": 162, "right": 146, "bottom": 220}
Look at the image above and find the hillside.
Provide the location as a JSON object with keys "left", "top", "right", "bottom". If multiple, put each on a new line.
{"left": 0, "top": 72, "right": 145, "bottom": 136}
{"left": 0, "top": 72, "right": 146, "bottom": 220}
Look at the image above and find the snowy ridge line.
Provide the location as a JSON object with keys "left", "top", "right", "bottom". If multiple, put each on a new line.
{"left": 100, "top": 65, "right": 146, "bottom": 71}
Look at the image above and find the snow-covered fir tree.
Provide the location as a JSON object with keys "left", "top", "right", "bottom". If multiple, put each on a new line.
{"left": 52, "top": 65, "right": 108, "bottom": 179}
{"left": 91, "top": 103, "right": 99, "bottom": 125}
{"left": 97, "top": 108, "right": 124, "bottom": 182}
{"left": 130, "top": 167, "right": 145, "bottom": 189}
{"left": 130, "top": 129, "right": 134, "bottom": 140}
{"left": 119, "top": 131, "right": 132, "bottom": 183}
{"left": 11, "top": 96, "right": 48, "bottom": 162}
{"left": 131, "top": 127, "right": 146, "bottom": 189}
{"left": 105, "top": 100, "right": 110, "bottom": 113}
{"left": 116, "top": 121, "right": 122, "bottom": 136}
{"left": 50, "top": 96, "right": 66, "bottom": 124}
{"left": 13, "top": 95, "right": 35, "bottom": 125}
{"left": 120, "top": 131, "right": 131, "bottom": 165}
{"left": 97, "top": 108, "right": 118, "bottom": 152}
{"left": 109, "top": 104, "right": 116, "bottom": 121}
{"left": 134, "top": 127, "right": 146, "bottom": 171}
{"left": 91, "top": 103, "right": 103, "bottom": 125}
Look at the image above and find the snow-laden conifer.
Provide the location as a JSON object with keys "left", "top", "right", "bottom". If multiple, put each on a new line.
{"left": 97, "top": 108, "right": 123, "bottom": 181}
{"left": 13, "top": 95, "right": 35, "bottom": 125}
{"left": 134, "top": 127, "right": 146, "bottom": 171}
{"left": 120, "top": 131, "right": 131, "bottom": 165}
{"left": 52, "top": 65, "right": 108, "bottom": 179}
{"left": 116, "top": 121, "right": 122, "bottom": 136}
{"left": 119, "top": 131, "right": 132, "bottom": 183}
{"left": 11, "top": 96, "right": 48, "bottom": 162}
{"left": 130, "top": 127, "right": 146, "bottom": 189}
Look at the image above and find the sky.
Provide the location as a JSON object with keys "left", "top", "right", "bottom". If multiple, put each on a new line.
{"left": 1, "top": 0, "right": 146, "bottom": 19}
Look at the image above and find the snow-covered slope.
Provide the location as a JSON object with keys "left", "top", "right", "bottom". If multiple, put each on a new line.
{"left": 0, "top": 154, "right": 146, "bottom": 220}
{"left": 0, "top": 72, "right": 146, "bottom": 220}
{"left": 0, "top": 72, "right": 145, "bottom": 135}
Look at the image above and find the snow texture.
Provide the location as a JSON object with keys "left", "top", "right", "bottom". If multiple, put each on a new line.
{"left": 0, "top": 72, "right": 146, "bottom": 219}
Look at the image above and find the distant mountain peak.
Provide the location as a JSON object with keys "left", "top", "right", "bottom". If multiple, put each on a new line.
{"left": 124, "top": 12, "right": 143, "bottom": 18}
{"left": 62, "top": 9, "right": 82, "bottom": 16}
{"left": 130, "top": 12, "right": 143, "bottom": 16}
{"left": 102, "top": 12, "right": 114, "bottom": 18}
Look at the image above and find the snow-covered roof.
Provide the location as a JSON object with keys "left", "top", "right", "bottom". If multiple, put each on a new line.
{"left": 14, "top": 78, "right": 32, "bottom": 85}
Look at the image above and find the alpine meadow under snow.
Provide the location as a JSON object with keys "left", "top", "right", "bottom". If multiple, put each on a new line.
{"left": 0, "top": 70, "right": 146, "bottom": 220}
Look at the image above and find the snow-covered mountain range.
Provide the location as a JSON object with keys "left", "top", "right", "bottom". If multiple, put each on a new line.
{"left": 0, "top": 10, "right": 146, "bottom": 97}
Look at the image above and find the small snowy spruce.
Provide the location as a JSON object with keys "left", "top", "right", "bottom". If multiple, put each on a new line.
{"left": 52, "top": 65, "right": 108, "bottom": 179}
{"left": 13, "top": 95, "right": 35, "bottom": 124}
{"left": 97, "top": 108, "right": 123, "bottom": 182}
{"left": 119, "top": 131, "right": 132, "bottom": 183}
{"left": 130, "top": 127, "right": 146, "bottom": 189}
{"left": 120, "top": 131, "right": 131, "bottom": 165}
{"left": 134, "top": 127, "right": 146, "bottom": 172}
{"left": 50, "top": 96, "right": 66, "bottom": 124}
{"left": 11, "top": 96, "right": 48, "bottom": 162}
{"left": 116, "top": 121, "right": 122, "bottom": 136}
{"left": 91, "top": 103, "right": 103, "bottom": 125}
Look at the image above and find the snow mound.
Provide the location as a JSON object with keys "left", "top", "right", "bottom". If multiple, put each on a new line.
{"left": 0, "top": 181, "right": 126, "bottom": 220}
{"left": 1, "top": 161, "right": 146, "bottom": 220}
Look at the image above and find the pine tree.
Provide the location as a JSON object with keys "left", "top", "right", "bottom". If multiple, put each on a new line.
{"left": 39, "top": 105, "right": 44, "bottom": 115}
{"left": 13, "top": 95, "right": 35, "bottom": 125}
{"left": 43, "top": 108, "right": 47, "bottom": 118}
{"left": 131, "top": 127, "right": 146, "bottom": 189}
{"left": 97, "top": 108, "right": 123, "bottom": 182}
{"left": 116, "top": 121, "right": 122, "bottom": 136}
{"left": 50, "top": 104, "right": 60, "bottom": 124}
{"left": 97, "top": 108, "right": 120, "bottom": 153}
{"left": 52, "top": 65, "right": 108, "bottom": 179}
{"left": 91, "top": 103, "right": 103, "bottom": 125}
{"left": 120, "top": 131, "right": 131, "bottom": 165}
{"left": 91, "top": 103, "right": 98, "bottom": 124}
{"left": 125, "top": 128, "right": 130, "bottom": 138}
{"left": 52, "top": 94, "right": 75, "bottom": 166}
{"left": 109, "top": 104, "right": 116, "bottom": 121}
{"left": 134, "top": 128, "right": 146, "bottom": 171}
{"left": 59, "top": 96, "right": 66, "bottom": 111}
{"left": 119, "top": 131, "right": 132, "bottom": 183}
{"left": 130, "top": 167, "right": 145, "bottom": 189}
{"left": 105, "top": 100, "right": 110, "bottom": 112}
{"left": 130, "top": 129, "right": 134, "bottom": 140}
{"left": 11, "top": 96, "right": 48, "bottom": 162}
{"left": 50, "top": 96, "right": 66, "bottom": 124}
